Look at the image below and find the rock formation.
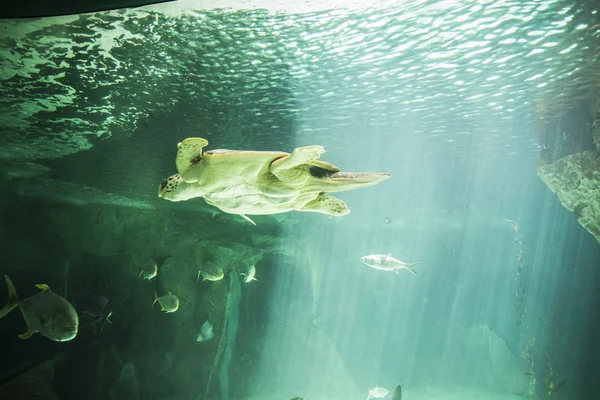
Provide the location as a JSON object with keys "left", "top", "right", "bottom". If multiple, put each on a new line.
{"left": 536, "top": 96, "right": 600, "bottom": 244}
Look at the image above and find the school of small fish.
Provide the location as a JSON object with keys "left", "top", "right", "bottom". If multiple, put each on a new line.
{"left": 1, "top": 237, "right": 410, "bottom": 400}
{"left": 1, "top": 165, "right": 410, "bottom": 399}
{"left": 1, "top": 244, "right": 409, "bottom": 398}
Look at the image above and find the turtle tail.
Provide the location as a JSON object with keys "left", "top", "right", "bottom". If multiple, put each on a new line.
{"left": 319, "top": 171, "right": 390, "bottom": 193}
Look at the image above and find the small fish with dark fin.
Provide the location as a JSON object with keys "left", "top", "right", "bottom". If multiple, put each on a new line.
{"left": 80, "top": 294, "right": 110, "bottom": 320}
{"left": 0, "top": 275, "right": 79, "bottom": 342}
{"left": 80, "top": 294, "right": 113, "bottom": 331}
{"left": 361, "top": 254, "right": 418, "bottom": 275}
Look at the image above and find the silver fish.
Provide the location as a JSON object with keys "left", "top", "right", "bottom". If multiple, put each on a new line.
{"left": 138, "top": 258, "right": 158, "bottom": 281}
{"left": 0, "top": 275, "right": 79, "bottom": 342}
{"left": 368, "top": 386, "right": 389, "bottom": 399}
{"left": 196, "top": 320, "right": 214, "bottom": 342}
{"left": 152, "top": 291, "right": 179, "bottom": 313}
{"left": 240, "top": 265, "right": 257, "bottom": 283}
{"left": 361, "top": 254, "right": 418, "bottom": 275}
{"left": 198, "top": 264, "right": 224, "bottom": 282}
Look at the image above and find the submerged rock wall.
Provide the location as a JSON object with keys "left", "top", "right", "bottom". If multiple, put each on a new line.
{"left": 536, "top": 97, "right": 600, "bottom": 245}
{"left": 537, "top": 150, "right": 600, "bottom": 243}
{"left": 0, "top": 193, "right": 281, "bottom": 400}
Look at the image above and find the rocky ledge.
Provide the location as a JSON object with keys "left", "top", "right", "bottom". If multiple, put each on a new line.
{"left": 536, "top": 102, "right": 600, "bottom": 244}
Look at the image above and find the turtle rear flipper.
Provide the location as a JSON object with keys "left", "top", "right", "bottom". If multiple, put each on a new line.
{"left": 176, "top": 137, "right": 209, "bottom": 181}
{"left": 299, "top": 194, "right": 349, "bottom": 217}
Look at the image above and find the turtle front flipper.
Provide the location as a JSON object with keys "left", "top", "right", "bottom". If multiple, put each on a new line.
{"left": 270, "top": 145, "right": 325, "bottom": 175}
{"left": 176, "top": 137, "right": 209, "bottom": 182}
{"left": 299, "top": 193, "right": 349, "bottom": 217}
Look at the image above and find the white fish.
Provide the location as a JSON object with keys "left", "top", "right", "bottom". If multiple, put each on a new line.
{"left": 196, "top": 320, "right": 214, "bottom": 342}
{"left": 367, "top": 386, "right": 389, "bottom": 399}
{"left": 361, "top": 254, "right": 418, "bottom": 275}
{"left": 240, "top": 265, "right": 257, "bottom": 283}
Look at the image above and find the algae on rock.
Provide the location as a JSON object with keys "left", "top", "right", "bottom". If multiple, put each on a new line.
{"left": 536, "top": 96, "right": 600, "bottom": 244}
{"left": 537, "top": 151, "right": 600, "bottom": 243}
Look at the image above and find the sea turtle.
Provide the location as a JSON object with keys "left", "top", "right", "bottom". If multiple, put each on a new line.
{"left": 158, "top": 138, "right": 390, "bottom": 224}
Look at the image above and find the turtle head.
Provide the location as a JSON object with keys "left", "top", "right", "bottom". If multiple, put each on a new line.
{"left": 158, "top": 174, "right": 201, "bottom": 201}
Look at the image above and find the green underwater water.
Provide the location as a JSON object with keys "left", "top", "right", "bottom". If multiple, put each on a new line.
{"left": 0, "top": 1, "right": 600, "bottom": 400}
